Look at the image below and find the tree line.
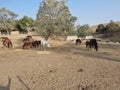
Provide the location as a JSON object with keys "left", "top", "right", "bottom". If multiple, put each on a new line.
{"left": 95, "top": 20, "right": 120, "bottom": 34}
{"left": 0, "top": 7, "right": 34, "bottom": 35}
{"left": 0, "top": 0, "right": 119, "bottom": 39}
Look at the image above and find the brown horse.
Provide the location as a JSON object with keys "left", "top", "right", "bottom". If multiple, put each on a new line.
{"left": 0, "top": 37, "right": 9, "bottom": 42}
{"left": 23, "top": 37, "right": 30, "bottom": 42}
{"left": 27, "top": 35, "right": 32, "bottom": 38}
{"left": 23, "top": 35, "right": 33, "bottom": 42}
{"left": 2, "top": 38, "right": 13, "bottom": 48}
{"left": 86, "top": 39, "right": 98, "bottom": 51}
{"left": 23, "top": 42, "right": 33, "bottom": 49}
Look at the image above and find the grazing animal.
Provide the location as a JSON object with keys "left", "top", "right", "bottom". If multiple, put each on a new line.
{"left": 27, "top": 35, "right": 32, "bottom": 38}
{"left": 23, "top": 37, "right": 30, "bottom": 42}
{"left": 23, "top": 42, "right": 33, "bottom": 49}
{"left": 23, "top": 35, "right": 33, "bottom": 42}
{"left": 1, "top": 37, "right": 13, "bottom": 48}
{"left": 40, "top": 39, "right": 50, "bottom": 51}
{"left": 0, "top": 37, "right": 9, "bottom": 42}
{"left": 75, "top": 38, "right": 82, "bottom": 45}
{"left": 32, "top": 40, "right": 41, "bottom": 48}
{"left": 86, "top": 40, "right": 91, "bottom": 49}
{"left": 86, "top": 39, "right": 98, "bottom": 51}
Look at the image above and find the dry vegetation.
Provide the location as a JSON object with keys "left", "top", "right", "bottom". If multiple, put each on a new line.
{"left": 90, "top": 21, "right": 120, "bottom": 32}
{"left": 90, "top": 21, "right": 120, "bottom": 42}
{"left": 0, "top": 35, "right": 120, "bottom": 90}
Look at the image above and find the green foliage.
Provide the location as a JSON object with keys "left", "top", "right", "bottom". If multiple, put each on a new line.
{"left": 0, "top": 7, "right": 18, "bottom": 34}
{"left": 77, "top": 24, "right": 93, "bottom": 37}
{"left": 16, "top": 16, "right": 34, "bottom": 32}
{"left": 95, "top": 20, "right": 120, "bottom": 34}
{"left": 35, "top": 0, "right": 77, "bottom": 38}
{"left": 106, "top": 20, "right": 120, "bottom": 31}
{"left": 96, "top": 24, "right": 107, "bottom": 34}
{"left": 0, "top": 7, "right": 18, "bottom": 20}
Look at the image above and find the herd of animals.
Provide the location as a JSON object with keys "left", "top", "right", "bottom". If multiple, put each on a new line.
{"left": 0, "top": 35, "right": 98, "bottom": 51}
{"left": 0, "top": 35, "right": 50, "bottom": 50}
{"left": 75, "top": 38, "right": 98, "bottom": 51}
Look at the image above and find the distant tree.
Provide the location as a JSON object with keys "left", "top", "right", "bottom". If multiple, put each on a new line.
{"left": 77, "top": 24, "right": 93, "bottom": 37}
{"left": 16, "top": 16, "right": 34, "bottom": 34}
{"left": 35, "top": 0, "right": 77, "bottom": 39}
{"left": 96, "top": 24, "right": 107, "bottom": 34}
{"left": 106, "top": 20, "right": 120, "bottom": 31}
{"left": 0, "top": 7, "right": 18, "bottom": 34}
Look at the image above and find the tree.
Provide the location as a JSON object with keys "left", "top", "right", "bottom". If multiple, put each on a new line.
{"left": 16, "top": 16, "right": 34, "bottom": 34}
{"left": 35, "top": 0, "right": 77, "bottom": 39}
{"left": 96, "top": 24, "right": 107, "bottom": 34}
{"left": 0, "top": 7, "right": 18, "bottom": 34}
{"left": 106, "top": 20, "right": 120, "bottom": 31}
{"left": 77, "top": 24, "right": 93, "bottom": 37}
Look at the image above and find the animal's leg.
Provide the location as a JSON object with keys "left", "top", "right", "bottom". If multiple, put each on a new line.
{"left": 40, "top": 45, "right": 43, "bottom": 51}
{"left": 95, "top": 45, "right": 98, "bottom": 51}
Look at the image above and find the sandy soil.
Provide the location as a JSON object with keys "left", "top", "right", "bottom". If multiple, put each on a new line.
{"left": 0, "top": 38, "right": 120, "bottom": 90}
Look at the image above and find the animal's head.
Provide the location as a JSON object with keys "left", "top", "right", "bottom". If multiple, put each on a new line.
{"left": 47, "top": 44, "right": 51, "bottom": 48}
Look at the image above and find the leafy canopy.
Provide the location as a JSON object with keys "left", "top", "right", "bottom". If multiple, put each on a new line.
{"left": 35, "top": 0, "right": 77, "bottom": 38}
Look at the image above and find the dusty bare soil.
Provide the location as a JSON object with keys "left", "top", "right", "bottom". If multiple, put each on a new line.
{"left": 0, "top": 38, "right": 120, "bottom": 90}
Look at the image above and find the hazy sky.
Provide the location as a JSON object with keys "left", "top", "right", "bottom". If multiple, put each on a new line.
{"left": 0, "top": 0, "right": 120, "bottom": 26}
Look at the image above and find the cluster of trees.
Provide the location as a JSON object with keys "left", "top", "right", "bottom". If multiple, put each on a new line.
{"left": 95, "top": 20, "right": 120, "bottom": 34}
{"left": 0, "top": 7, "right": 34, "bottom": 35}
{"left": 36, "top": 0, "right": 77, "bottom": 39}
{"left": 0, "top": 7, "right": 18, "bottom": 34}
{"left": 16, "top": 16, "right": 34, "bottom": 34}
{"left": 0, "top": 0, "right": 98, "bottom": 38}
{"left": 76, "top": 24, "right": 93, "bottom": 37}
{"left": 36, "top": 0, "right": 93, "bottom": 39}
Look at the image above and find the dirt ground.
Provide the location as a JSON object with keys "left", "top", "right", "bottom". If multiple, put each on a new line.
{"left": 0, "top": 38, "right": 120, "bottom": 90}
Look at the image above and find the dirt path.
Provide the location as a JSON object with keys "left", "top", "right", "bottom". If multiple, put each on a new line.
{"left": 0, "top": 41, "right": 120, "bottom": 90}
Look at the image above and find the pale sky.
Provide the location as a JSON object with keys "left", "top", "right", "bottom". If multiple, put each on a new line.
{"left": 0, "top": 0, "right": 120, "bottom": 26}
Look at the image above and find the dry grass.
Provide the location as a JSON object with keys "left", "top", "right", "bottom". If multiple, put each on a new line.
{"left": 0, "top": 35, "right": 120, "bottom": 90}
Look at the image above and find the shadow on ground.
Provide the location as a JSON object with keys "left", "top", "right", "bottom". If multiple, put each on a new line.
{"left": 50, "top": 42, "right": 120, "bottom": 62}
{"left": 0, "top": 77, "right": 11, "bottom": 90}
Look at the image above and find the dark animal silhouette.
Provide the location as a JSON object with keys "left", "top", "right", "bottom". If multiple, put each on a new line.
{"left": 32, "top": 40, "right": 41, "bottom": 48}
{"left": 27, "top": 35, "right": 32, "bottom": 39}
{"left": 0, "top": 77, "right": 11, "bottom": 90}
{"left": 23, "top": 37, "right": 30, "bottom": 42}
{"left": 86, "top": 39, "right": 98, "bottom": 51}
{"left": 75, "top": 38, "right": 82, "bottom": 45}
